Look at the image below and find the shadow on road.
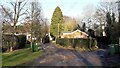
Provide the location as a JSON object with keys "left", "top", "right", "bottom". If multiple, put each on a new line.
{"left": 18, "top": 43, "right": 120, "bottom": 67}
{"left": 70, "top": 50, "right": 94, "bottom": 66}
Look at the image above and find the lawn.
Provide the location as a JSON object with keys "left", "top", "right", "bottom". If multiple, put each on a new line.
{"left": 2, "top": 48, "right": 43, "bottom": 66}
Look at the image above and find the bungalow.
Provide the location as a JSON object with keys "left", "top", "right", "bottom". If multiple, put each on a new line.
{"left": 61, "top": 29, "right": 88, "bottom": 39}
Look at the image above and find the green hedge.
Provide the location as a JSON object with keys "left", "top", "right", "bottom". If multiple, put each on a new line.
{"left": 2, "top": 34, "right": 27, "bottom": 52}
{"left": 56, "top": 38, "right": 97, "bottom": 50}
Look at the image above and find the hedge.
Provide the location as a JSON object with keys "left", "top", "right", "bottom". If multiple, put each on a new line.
{"left": 2, "top": 34, "right": 27, "bottom": 52}
{"left": 17, "top": 35, "right": 26, "bottom": 49}
{"left": 56, "top": 38, "right": 97, "bottom": 50}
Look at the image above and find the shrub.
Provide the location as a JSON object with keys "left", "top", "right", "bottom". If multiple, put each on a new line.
{"left": 42, "top": 35, "right": 50, "bottom": 44}
{"left": 95, "top": 36, "right": 108, "bottom": 49}
{"left": 16, "top": 35, "right": 26, "bottom": 49}
{"left": 2, "top": 34, "right": 18, "bottom": 52}
{"left": 2, "top": 34, "right": 26, "bottom": 52}
{"left": 56, "top": 38, "right": 97, "bottom": 50}
{"left": 56, "top": 38, "right": 73, "bottom": 47}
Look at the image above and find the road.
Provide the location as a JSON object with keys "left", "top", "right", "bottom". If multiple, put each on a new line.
{"left": 21, "top": 43, "right": 120, "bottom": 67}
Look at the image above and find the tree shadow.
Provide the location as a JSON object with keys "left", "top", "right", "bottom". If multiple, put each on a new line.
{"left": 70, "top": 50, "right": 94, "bottom": 67}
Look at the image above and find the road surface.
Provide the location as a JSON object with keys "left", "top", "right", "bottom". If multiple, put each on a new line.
{"left": 21, "top": 43, "right": 120, "bottom": 67}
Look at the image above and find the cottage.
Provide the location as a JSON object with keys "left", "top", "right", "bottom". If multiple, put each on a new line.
{"left": 61, "top": 29, "right": 88, "bottom": 39}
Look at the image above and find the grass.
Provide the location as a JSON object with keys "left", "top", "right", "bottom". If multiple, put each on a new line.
{"left": 2, "top": 48, "right": 43, "bottom": 66}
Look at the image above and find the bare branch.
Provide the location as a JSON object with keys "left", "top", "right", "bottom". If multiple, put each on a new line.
{"left": 1, "top": 5, "right": 13, "bottom": 22}
{"left": 10, "top": 2, "right": 15, "bottom": 7}
{"left": 19, "top": 0, "right": 28, "bottom": 12}
{"left": 20, "top": 9, "right": 28, "bottom": 16}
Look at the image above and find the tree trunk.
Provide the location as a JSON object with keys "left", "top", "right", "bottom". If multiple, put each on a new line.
{"left": 10, "top": 25, "right": 16, "bottom": 52}
{"left": 10, "top": 46, "right": 13, "bottom": 52}
{"left": 6, "top": 42, "right": 10, "bottom": 52}
{"left": 58, "top": 23, "right": 60, "bottom": 38}
{"left": 10, "top": 41, "right": 13, "bottom": 52}
{"left": 30, "top": 33, "right": 33, "bottom": 48}
{"left": 30, "top": 22, "right": 33, "bottom": 48}
{"left": 11, "top": 33, "right": 14, "bottom": 52}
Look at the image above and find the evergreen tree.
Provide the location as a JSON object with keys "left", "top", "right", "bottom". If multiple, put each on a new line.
{"left": 112, "top": 13, "right": 115, "bottom": 25}
{"left": 111, "top": 13, "right": 117, "bottom": 43}
{"left": 50, "top": 6, "right": 64, "bottom": 38}
{"left": 106, "top": 12, "right": 112, "bottom": 26}
{"left": 111, "top": 13, "right": 120, "bottom": 43}
{"left": 105, "top": 12, "right": 119, "bottom": 43}
{"left": 82, "top": 23, "right": 86, "bottom": 32}
{"left": 105, "top": 12, "right": 112, "bottom": 43}
{"left": 118, "top": 12, "right": 120, "bottom": 24}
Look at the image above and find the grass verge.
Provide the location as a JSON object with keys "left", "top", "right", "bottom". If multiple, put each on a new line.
{"left": 2, "top": 48, "right": 42, "bottom": 66}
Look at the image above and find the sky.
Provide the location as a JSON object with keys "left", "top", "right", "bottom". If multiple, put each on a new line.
{"left": 0, "top": 0, "right": 119, "bottom": 22}
{"left": 39, "top": 0, "right": 100, "bottom": 22}
{"left": 0, "top": 0, "right": 101, "bottom": 22}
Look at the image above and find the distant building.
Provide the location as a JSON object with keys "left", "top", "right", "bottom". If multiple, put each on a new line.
{"left": 3, "top": 32, "right": 34, "bottom": 42}
{"left": 61, "top": 29, "right": 88, "bottom": 39}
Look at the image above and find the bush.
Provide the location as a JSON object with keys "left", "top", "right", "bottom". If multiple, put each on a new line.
{"left": 2, "top": 34, "right": 18, "bottom": 52}
{"left": 16, "top": 35, "right": 26, "bottom": 49}
{"left": 42, "top": 35, "right": 50, "bottom": 44}
{"left": 56, "top": 38, "right": 72, "bottom": 47}
{"left": 2, "top": 34, "right": 26, "bottom": 52}
{"left": 95, "top": 36, "right": 108, "bottom": 49}
{"left": 56, "top": 38, "right": 97, "bottom": 50}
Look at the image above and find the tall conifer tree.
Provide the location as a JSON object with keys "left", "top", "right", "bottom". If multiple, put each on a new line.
{"left": 50, "top": 6, "right": 64, "bottom": 38}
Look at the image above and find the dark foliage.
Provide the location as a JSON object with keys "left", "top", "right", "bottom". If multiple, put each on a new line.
{"left": 50, "top": 33, "right": 56, "bottom": 41}
{"left": 16, "top": 35, "right": 26, "bottom": 49}
{"left": 82, "top": 23, "right": 86, "bottom": 32}
{"left": 42, "top": 34, "right": 50, "bottom": 44}
{"left": 2, "top": 34, "right": 18, "bottom": 52}
{"left": 95, "top": 36, "right": 108, "bottom": 49}
{"left": 88, "top": 29, "right": 95, "bottom": 38}
{"left": 105, "top": 12, "right": 120, "bottom": 44}
{"left": 2, "top": 34, "right": 26, "bottom": 52}
{"left": 56, "top": 38, "right": 97, "bottom": 49}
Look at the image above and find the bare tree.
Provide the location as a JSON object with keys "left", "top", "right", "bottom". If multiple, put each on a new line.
{"left": 94, "top": 9, "right": 106, "bottom": 36}
{"left": 1, "top": 0, "right": 28, "bottom": 51}
{"left": 93, "top": 2, "right": 117, "bottom": 36}
{"left": 64, "top": 18, "right": 77, "bottom": 32}
{"left": 25, "top": 1, "right": 47, "bottom": 47}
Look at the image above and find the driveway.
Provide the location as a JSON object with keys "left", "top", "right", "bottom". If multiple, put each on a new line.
{"left": 21, "top": 43, "right": 120, "bottom": 67}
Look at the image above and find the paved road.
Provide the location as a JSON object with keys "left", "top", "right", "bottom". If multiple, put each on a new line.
{"left": 21, "top": 43, "right": 120, "bottom": 67}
